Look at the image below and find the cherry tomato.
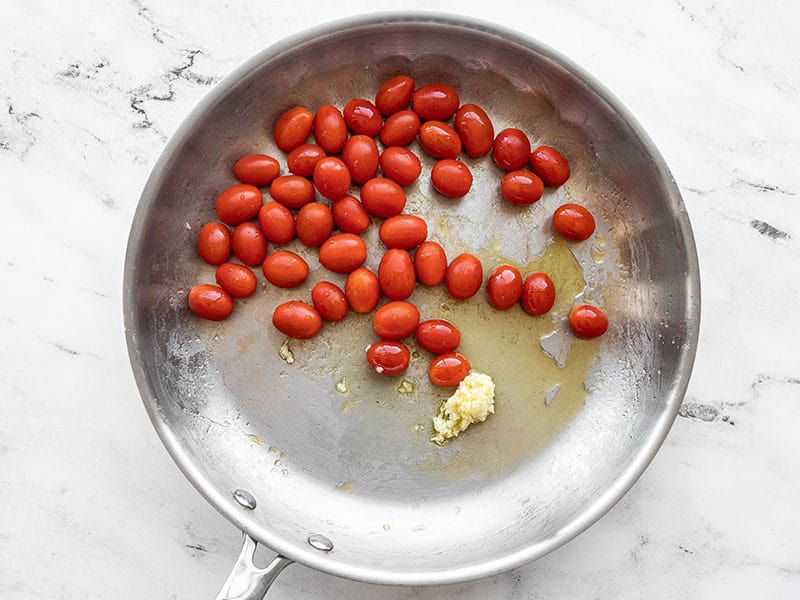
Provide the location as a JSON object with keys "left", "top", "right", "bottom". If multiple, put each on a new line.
{"left": 360, "top": 177, "right": 406, "bottom": 218}
{"left": 286, "top": 144, "right": 326, "bottom": 177}
{"left": 269, "top": 175, "right": 315, "bottom": 209}
{"left": 331, "top": 194, "right": 371, "bottom": 235}
{"left": 412, "top": 83, "right": 460, "bottom": 120}
{"left": 414, "top": 241, "right": 447, "bottom": 286}
{"left": 415, "top": 319, "right": 461, "bottom": 354}
{"left": 342, "top": 134, "right": 380, "bottom": 184}
{"left": 215, "top": 184, "right": 262, "bottom": 225}
{"left": 486, "top": 264, "right": 523, "bottom": 310}
{"left": 431, "top": 159, "right": 473, "bottom": 198}
{"left": 372, "top": 301, "right": 420, "bottom": 340}
{"left": 258, "top": 201, "right": 295, "bottom": 244}
{"left": 231, "top": 222, "right": 267, "bottom": 266}
{"left": 262, "top": 250, "right": 309, "bottom": 288}
{"left": 197, "top": 222, "right": 232, "bottom": 266}
{"left": 273, "top": 106, "right": 314, "bottom": 152}
{"left": 375, "top": 75, "right": 415, "bottom": 115}
{"left": 446, "top": 253, "right": 483, "bottom": 300}
{"left": 313, "top": 104, "right": 348, "bottom": 154}
{"left": 366, "top": 340, "right": 410, "bottom": 376}
{"left": 232, "top": 154, "right": 280, "bottom": 187}
{"left": 568, "top": 304, "right": 609, "bottom": 339}
{"left": 492, "top": 128, "right": 531, "bottom": 171}
{"left": 379, "top": 146, "right": 421, "bottom": 186}
{"left": 500, "top": 170, "right": 544, "bottom": 206}
{"left": 215, "top": 262, "right": 257, "bottom": 298}
{"left": 272, "top": 300, "right": 322, "bottom": 339}
{"left": 379, "top": 214, "right": 428, "bottom": 249}
{"left": 378, "top": 248, "right": 416, "bottom": 301}
{"left": 530, "top": 146, "right": 570, "bottom": 187}
{"left": 295, "top": 202, "right": 333, "bottom": 247}
{"left": 318, "top": 233, "right": 368, "bottom": 273}
{"left": 313, "top": 156, "right": 351, "bottom": 201}
{"left": 418, "top": 120, "right": 462, "bottom": 159}
{"left": 188, "top": 284, "right": 234, "bottom": 321}
{"left": 345, "top": 267, "right": 380, "bottom": 313}
{"left": 311, "top": 281, "right": 348, "bottom": 322}
{"left": 521, "top": 272, "right": 555, "bottom": 315}
{"left": 379, "top": 110, "right": 421, "bottom": 147}
{"left": 552, "top": 204, "right": 596, "bottom": 241}
{"left": 343, "top": 98, "right": 382, "bottom": 136}
{"left": 454, "top": 103, "right": 494, "bottom": 158}
{"left": 428, "top": 352, "right": 471, "bottom": 387}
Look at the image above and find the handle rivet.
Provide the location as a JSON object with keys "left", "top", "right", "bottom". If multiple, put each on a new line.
{"left": 307, "top": 533, "right": 334, "bottom": 552}
{"left": 233, "top": 489, "right": 257, "bottom": 510}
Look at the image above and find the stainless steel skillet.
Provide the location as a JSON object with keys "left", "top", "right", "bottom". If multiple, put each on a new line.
{"left": 124, "top": 13, "right": 700, "bottom": 598}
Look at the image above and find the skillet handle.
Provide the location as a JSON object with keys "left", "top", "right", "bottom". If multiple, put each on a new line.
{"left": 215, "top": 533, "right": 293, "bottom": 600}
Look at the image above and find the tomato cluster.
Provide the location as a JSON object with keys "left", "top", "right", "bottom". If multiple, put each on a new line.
{"left": 188, "top": 74, "right": 608, "bottom": 388}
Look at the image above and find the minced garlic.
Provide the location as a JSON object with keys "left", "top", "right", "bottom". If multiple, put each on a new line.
{"left": 431, "top": 372, "right": 495, "bottom": 445}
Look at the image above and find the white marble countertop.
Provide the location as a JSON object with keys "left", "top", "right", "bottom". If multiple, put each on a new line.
{"left": 2, "top": 1, "right": 798, "bottom": 598}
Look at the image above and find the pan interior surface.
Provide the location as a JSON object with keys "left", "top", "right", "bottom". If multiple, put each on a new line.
{"left": 125, "top": 15, "right": 699, "bottom": 585}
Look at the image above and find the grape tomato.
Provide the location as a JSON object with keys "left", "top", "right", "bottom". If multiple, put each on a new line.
{"left": 215, "top": 184, "right": 262, "bottom": 225}
{"left": 215, "top": 262, "right": 257, "bottom": 298}
{"left": 492, "top": 128, "right": 531, "bottom": 171}
{"left": 366, "top": 340, "right": 411, "bottom": 376}
{"left": 445, "top": 253, "right": 483, "bottom": 300}
{"left": 360, "top": 177, "right": 406, "bottom": 218}
{"left": 414, "top": 241, "right": 447, "bottom": 286}
{"left": 428, "top": 352, "right": 471, "bottom": 387}
{"left": 197, "top": 222, "right": 232, "bottom": 266}
{"left": 318, "top": 233, "right": 368, "bottom": 273}
{"left": 372, "top": 301, "right": 420, "bottom": 340}
{"left": 530, "top": 146, "right": 570, "bottom": 186}
{"left": 295, "top": 202, "right": 333, "bottom": 247}
{"left": 343, "top": 98, "right": 382, "bottom": 136}
{"left": 486, "top": 264, "right": 523, "bottom": 310}
{"left": 272, "top": 301, "right": 323, "bottom": 339}
{"left": 568, "top": 304, "right": 608, "bottom": 339}
{"left": 552, "top": 204, "right": 596, "bottom": 241}
{"left": 286, "top": 144, "right": 327, "bottom": 177}
{"left": 418, "top": 120, "right": 462, "bottom": 159}
{"left": 379, "top": 214, "right": 428, "bottom": 249}
{"left": 380, "top": 110, "right": 421, "bottom": 147}
{"left": 342, "top": 135, "right": 380, "bottom": 184}
{"left": 345, "top": 268, "right": 380, "bottom": 313}
{"left": 379, "top": 146, "right": 421, "bottom": 186}
{"left": 231, "top": 222, "right": 267, "bottom": 266}
{"left": 415, "top": 319, "right": 461, "bottom": 354}
{"left": 454, "top": 103, "right": 494, "bottom": 158}
{"left": 258, "top": 201, "right": 295, "bottom": 244}
{"left": 500, "top": 170, "right": 544, "bottom": 206}
{"left": 412, "top": 83, "right": 460, "bottom": 120}
{"left": 313, "top": 104, "right": 348, "bottom": 154}
{"left": 313, "top": 156, "right": 351, "bottom": 201}
{"left": 269, "top": 175, "right": 315, "bottom": 209}
{"left": 375, "top": 75, "right": 415, "bottom": 115}
{"left": 331, "top": 195, "right": 371, "bottom": 235}
{"left": 262, "top": 250, "right": 309, "bottom": 288}
{"left": 188, "top": 284, "right": 234, "bottom": 321}
{"left": 273, "top": 106, "right": 314, "bottom": 152}
{"left": 232, "top": 154, "right": 280, "bottom": 187}
{"left": 311, "top": 281, "right": 348, "bottom": 322}
{"left": 521, "top": 272, "right": 555, "bottom": 315}
{"left": 431, "top": 159, "right": 473, "bottom": 198}
{"left": 378, "top": 248, "right": 416, "bottom": 301}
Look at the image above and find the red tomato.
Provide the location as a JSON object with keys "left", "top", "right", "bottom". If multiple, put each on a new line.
{"left": 286, "top": 144, "right": 326, "bottom": 177}
{"left": 486, "top": 264, "right": 523, "bottom": 310}
{"left": 530, "top": 146, "right": 570, "bottom": 187}
{"left": 269, "top": 175, "right": 315, "bottom": 209}
{"left": 311, "top": 281, "right": 348, "bottom": 322}
{"left": 343, "top": 98, "right": 382, "bottom": 136}
{"left": 375, "top": 75, "right": 415, "bottom": 115}
{"left": 446, "top": 253, "right": 483, "bottom": 300}
{"left": 215, "top": 262, "right": 257, "bottom": 298}
{"left": 379, "top": 110, "right": 421, "bottom": 147}
{"left": 412, "top": 83, "right": 460, "bottom": 120}
{"left": 379, "top": 146, "right": 421, "bottom": 186}
{"left": 552, "top": 204, "right": 596, "bottom": 241}
{"left": 232, "top": 154, "right": 280, "bottom": 187}
{"left": 500, "top": 170, "right": 544, "bottom": 206}
{"left": 372, "top": 301, "right": 420, "bottom": 340}
{"left": 568, "top": 304, "right": 609, "bottom": 339}
{"left": 197, "top": 222, "right": 232, "bottom": 266}
{"left": 415, "top": 319, "right": 461, "bottom": 354}
{"left": 331, "top": 195, "right": 371, "bottom": 235}
{"left": 188, "top": 284, "right": 234, "bottom": 321}
{"left": 360, "top": 178, "right": 406, "bottom": 218}
{"left": 215, "top": 184, "right": 262, "bottom": 225}
{"left": 379, "top": 214, "right": 428, "bottom": 249}
{"left": 342, "top": 135, "right": 380, "bottom": 184}
{"left": 262, "top": 250, "right": 309, "bottom": 288}
{"left": 273, "top": 106, "right": 314, "bottom": 152}
{"left": 454, "top": 104, "right": 494, "bottom": 158}
{"left": 313, "top": 156, "right": 351, "bottom": 201}
{"left": 428, "top": 352, "right": 471, "bottom": 386}
{"left": 418, "top": 120, "right": 462, "bottom": 159}
{"left": 295, "top": 202, "right": 333, "bottom": 247}
{"left": 431, "top": 159, "right": 473, "bottom": 198}
{"left": 258, "top": 201, "right": 295, "bottom": 244}
{"left": 345, "top": 268, "right": 380, "bottom": 313}
{"left": 313, "top": 104, "right": 348, "bottom": 154}
{"left": 366, "top": 340, "right": 410, "bottom": 376}
{"left": 318, "top": 233, "right": 368, "bottom": 273}
{"left": 413, "top": 241, "right": 447, "bottom": 286}
{"left": 378, "top": 248, "right": 416, "bottom": 301}
{"left": 521, "top": 272, "right": 555, "bottom": 315}
{"left": 492, "top": 128, "right": 531, "bottom": 171}
{"left": 231, "top": 222, "right": 267, "bottom": 266}
{"left": 272, "top": 301, "right": 323, "bottom": 339}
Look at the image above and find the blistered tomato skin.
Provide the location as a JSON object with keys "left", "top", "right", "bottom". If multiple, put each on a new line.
{"left": 568, "top": 304, "right": 609, "bottom": 339}
{"left": 530, "top": 146, "right": 570, "bottom": 187}
{"left": 331, "top": 195, "right": 371, "bottom": 235}
{"left": 431, "top": 159, "right": 473, "bottom": 198}
{"left": 197, "top": 222, "right": 232, "bottom": 266}
{"left": 428, "top": 352, "right": 471, "bottom": 386}
{"left": 380, "top": 110, "right": 421, "bottom": 147}
{"left": 314, "top": 104, "right": 348, "bottom": 154}
{"left": 379, "top": 147, "right": 422, "bottom": 186}
{"left": 215, "top": 263, "right": 257, "bottom": 298}
{"left": 343, "top": 98, "right": 382, "bottom": 136}
{"left": 232, "top": 154, "right": 280, "bottom": 187}
{"left": 360, "top": 178, "right": 407, "bottom": 218}
{"left": 345, "top": 268, "right": 380, "bottom": 313}
{"left": 552, "top": 204, "right": 596, "bottom": 241}
{"left": 375, "top": 75, "right": 415, "bottom": 115}
{"left": 318, "top": 233, "right": 368, "bottom": 273}
{"left": 231, "top": 222, "right": 267, "bottom": 266}
{"left": 486, "top": 264, "right": 523, "bottom": 310}
{"left": 342, "top": 135, "right": 380, "bottom": 184}
{"left": 372, "top": 301, "right": 421, "bottom": 340}
{"left": 521, "top": 272, "right": 555, "bottom": 315}
{"left": 414, "top": 241, "right": 447, "bottom": 286}
{"left": 258, "top": 202, "right": 295, "bottom": 244}
{"left": 188, "top": 284, "right": 234, "bottom": 321}
{"left": 492, "top": 128, "right": 532, "bottom": 171}
{"left": 500, "top": 170, "right": 544, "bottom": 206}
{"left": 313, "top": 157, "right": 351, "bottom": 201}
{"left": 412, "top": 83, "right": 460, "bottom": 120}
{"left": 454, "top": 104, "right": 494, "bottom": 158}
{"left": 215, "top": 184, "right": 262, "bottom": 225}
{"left": 273, "top": 106, "right": 314, "bottom": 152}
{"left": 366, "top": 340, "right": 411, "bottom": 376}
{"left": 269, "top": 175, "right": 315, "bottom": 209}
{"left": 286, "top": 144, "right": 327, "bottom": 177}
{"left": 418, "top": 121, "right": 462, "bottom": 160}
{"left": 272, "top": 301, "right": 323, "bottom": 339}
{"left": 311, "top": 281, "right": 348, "bottom": 322}
{"left": 379, "top": 249, "right": 416, "bottom": 301}
{"left": 415, "top": 319, "right": 461, "bottom": 354}
{"left": 445, "top": 253, "right": 483, "bottom": 300}
{"left": 379, "top": 214, "right": 428, "bottom": 249}
{"left": 295, "top": 202, "right": 333, "bottom": 247}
